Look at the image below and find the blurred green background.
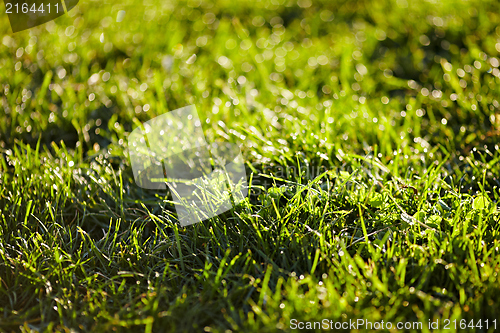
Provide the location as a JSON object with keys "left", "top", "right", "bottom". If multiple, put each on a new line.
{"left": 2, "top": 0, "right": 500, "bottom": 157}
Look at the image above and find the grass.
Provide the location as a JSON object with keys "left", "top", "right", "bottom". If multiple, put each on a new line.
{"left": 1, "top": 0, "right": 500, "bottom": 331}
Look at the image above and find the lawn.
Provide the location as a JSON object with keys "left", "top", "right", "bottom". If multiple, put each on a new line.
{"left": 1, "top": 0, "right": 500, "bottom": 331}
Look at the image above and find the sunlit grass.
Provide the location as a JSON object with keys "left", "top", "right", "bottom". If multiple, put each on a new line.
{"left": 1, "top": 0, "right": 500, "bottom": 331}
